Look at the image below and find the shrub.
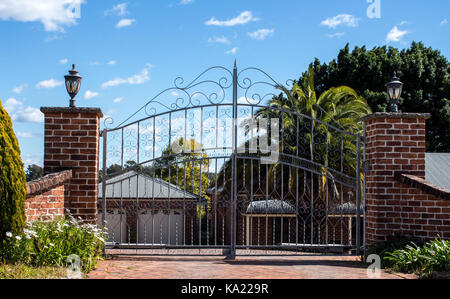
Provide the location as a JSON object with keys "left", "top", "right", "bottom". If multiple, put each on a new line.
{"left": 0, "top": 99, "right": 27, "bottom": 241}
{"left": 385, "top": 238, "right": 450, "bottom": 278}
{"left": 1, "top": 215, "right": 105, "bottom": 273}
{"left": 366, "top": 235, "right": 422, "bottom": 268}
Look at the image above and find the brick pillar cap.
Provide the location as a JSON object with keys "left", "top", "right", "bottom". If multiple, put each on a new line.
{"left": 40, "top": 107, "right": 103, "bottom": 118}
{"left": 361, "top": 112, "right": 431, "bottom": 122}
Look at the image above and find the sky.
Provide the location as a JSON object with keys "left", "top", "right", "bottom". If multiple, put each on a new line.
{"left": 0, "top": 0, "right": 449, "bottom": 168}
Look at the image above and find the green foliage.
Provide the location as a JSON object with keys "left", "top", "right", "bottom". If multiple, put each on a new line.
{"left": 229, "top": 68, "right": 371, "bottom": 197}
{"left": 0, "top": 216, "right": 105, "bottom": 273}
{"left": 0, "top": 99, "right": 27, "bottom": 242}
{"left": 25, "top": 164, "right": 43, "bottom": 182}
{"left": 305, "top": 42, "right": 450, "bottom": 152}
{"left": 366, "top": 235, "right": 422, "bottom": 268}
{"left": 273, "top": 66, "right": 372, "bottom": 174}
{"left": 384, "top": 238, "right": 450, "bottom": 278}
{"left": 154, "top": 138, "right": 211, "bottom": 217}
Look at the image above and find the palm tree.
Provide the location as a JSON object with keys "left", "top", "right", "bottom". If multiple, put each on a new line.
{"left": 216, "top": 66, "right": 371, "bottom": 202}
{"left": 259, "top": 66, "right": 371, "bottom": 168}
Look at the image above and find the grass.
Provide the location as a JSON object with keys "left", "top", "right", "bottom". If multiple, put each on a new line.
{"left": 0, "top": 263, "right": 68, "bottom": 279}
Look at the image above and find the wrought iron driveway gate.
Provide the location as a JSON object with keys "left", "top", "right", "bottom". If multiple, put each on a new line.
{"left": 99, "top": 63, "right": 366, "bottom": 257}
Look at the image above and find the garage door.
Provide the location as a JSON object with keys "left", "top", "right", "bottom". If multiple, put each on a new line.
{"left": 138, "top": 210, "right": 184, "bottom": 245}
{"left": 98, "top": 209, "right": 127, "bottom": 244}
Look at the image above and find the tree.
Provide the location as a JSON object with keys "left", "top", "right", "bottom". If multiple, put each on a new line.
{"left": 217, "top": 67, "right": 371, "bottom": 202}
{"left": 153, "top": 138, "right": 210, "bottom": 197}
{"left": 304, "top": 42, "right": 450, "bottom": 152}
{"left": 0, "top": 99, "right": 27, "bottom": 241}
{"left": 25, "top": 164, "right": 43, "bottom": 182}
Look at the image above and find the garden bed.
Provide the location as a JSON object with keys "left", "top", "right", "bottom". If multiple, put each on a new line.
{"left": 1, "top": 215, "right": 105, "bottom": 279}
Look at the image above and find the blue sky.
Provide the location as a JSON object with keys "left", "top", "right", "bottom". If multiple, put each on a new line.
{"left": 0, "top": 0, "right": 449, "bottom": 168}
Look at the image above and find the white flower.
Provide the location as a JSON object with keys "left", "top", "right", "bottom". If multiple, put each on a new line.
{"left": 49, "top": 243, "right": 54, "bottom": 247}
{"left": 15, "top": 236, "right": 22, "bottom": 241}
{"left": 5, "top": 232, "right": 12, "bottom": 238}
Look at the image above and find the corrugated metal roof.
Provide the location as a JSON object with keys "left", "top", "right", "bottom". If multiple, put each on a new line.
{"left": 329, "top": 202, "right": 363, "bottom": 215}
{"left": 98, "top": 171, "right": 198, "bottom": 199}
{"left": 246, "top": 200, "right": 295, "bottom": 214}
{"left": 426, "top": 153, "right": 450, "bottom": 191}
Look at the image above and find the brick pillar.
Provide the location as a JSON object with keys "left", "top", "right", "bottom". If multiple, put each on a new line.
{"left": 40, "top": 107, "right": 103, "bottom": 223}
{"left": 362, "top": 113, "right": 430, "bottom": 245}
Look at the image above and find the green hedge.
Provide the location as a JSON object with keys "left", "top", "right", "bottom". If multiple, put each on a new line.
{"left": 0, "top": 99, "right": 27, "bottom": 242}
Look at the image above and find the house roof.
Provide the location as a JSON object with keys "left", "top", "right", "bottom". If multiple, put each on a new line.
{"left": 246, "top": 200, "right": 295, "bottom": 215}
{"left": 426, "top": 153, "right": 450, "bottom": 191}
{"left": 329, "top": 202, "right": 363, "bottom": 215}
{"left": 98, "top": 171, "right": 199, "bottom": 199}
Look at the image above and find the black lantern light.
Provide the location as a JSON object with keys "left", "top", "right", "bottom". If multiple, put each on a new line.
{"left": 386, "top": 72, "right": 404, "bottom": 113}
{"left": 64, "top": 64, "right": 83, "bottom": 108}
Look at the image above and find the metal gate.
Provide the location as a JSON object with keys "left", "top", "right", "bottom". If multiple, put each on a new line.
{"left": 99, "top": 63, "right": 366, "bottom": 257}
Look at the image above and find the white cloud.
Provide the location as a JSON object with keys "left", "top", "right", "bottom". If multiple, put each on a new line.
{"left": 3, "top": 98, "right": 23, "bottom": 113}
{"left": 116, "top": 18, "right": 135, "bottom": 28}
{"left": 105, "top": 3, "right": 129, "bottom": 17}
{"left": 321, "top": 14, "right": 359, "bottom": 29}
{"left": 237, "top": 97, "right": 251, "bottom": 104}
{"left": 84, "top": 90, "right": 99, "bottom": 100}
{"left": 386, "top": 26, "right": 409, "bottom": 43}
{"left": 180, "top": 0, "right": 194, "bottom": 5}
{"left": 0, "top": 0, "right": 85, "bottom": 32}
{"left": 17, "top": 132, "right": 37, "bottom": 138}
{"left": 89, "top": 61, "right": 101, "bottom": 66}
{"left": 113, "top": 97, "right": 123, "bottom": 103}
{"left": 226, "top": 47, "right": 238, "bottom": 55}
{"left": 208, "top": 36, "right": 230, "bottom": 44}
{"left": 22, "top": 153, "right": 43, "bottom": 167}
{"left": 3, "top": 98, "right": 43, "bottom": 123}
{"left": 59, "top": 58, "right": 68, "bottom": 64}
{"left": 441, "top": 19, "right": 448, "bottom": 25}
{"left": 205, "top": 11, "right": 259, "bottom": 27}
{"left": 102, "top": 65, "right": 151, "bottom": 89}
{"left": 248, "top": 29, "right": 274, "bottom": 40}
{"left": 108, "top": 60, "right": 117, "bottom": 65}
{"left": 12, "top": 84, "right": 27, "bottom": 94}
{"left": 35, "top": 79, "right": 64, "bottom": 89}
{"left": 327, "top": 32, "right": 345, "bottom": 38}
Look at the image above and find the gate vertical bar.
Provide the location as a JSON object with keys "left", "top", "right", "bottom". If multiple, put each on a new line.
{"left": 362, "top": 124, "right": 367, "bottom": 257}
{"left": 356, "top": 134, "right": 362, "bottom": 256}
{"left": 101, "top": 129, "right": 107, "bottom": 252}
{"left": 229, "top": 60, "right": 238, "bottom": 259}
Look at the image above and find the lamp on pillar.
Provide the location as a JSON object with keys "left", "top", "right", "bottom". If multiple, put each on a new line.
{"left": 64, "top": 64, "right": 83, "bottom": 108}
{"left": 386, "top": 72, "right": 404, "bottom": 113}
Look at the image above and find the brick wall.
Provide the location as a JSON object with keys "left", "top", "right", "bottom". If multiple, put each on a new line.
{"left": 25, "top": 170, "right": 73, "bottom": 222}
{"left": 394, "top": 174, "right": 450, "bottom": 239}
{"left": 363, "top": 112, "right": 450, "bottom": 244}
{"left": 40, "top": 107, "right": 103, "bottom": 223}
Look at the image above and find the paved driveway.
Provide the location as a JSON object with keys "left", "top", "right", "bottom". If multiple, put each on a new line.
{"left": 87, "top": 251, "right": 414, "bottom": 279}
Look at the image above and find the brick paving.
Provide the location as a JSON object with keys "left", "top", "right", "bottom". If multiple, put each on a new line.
{"left": 87, "top": 250, "right": 415, "bottom": 279}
